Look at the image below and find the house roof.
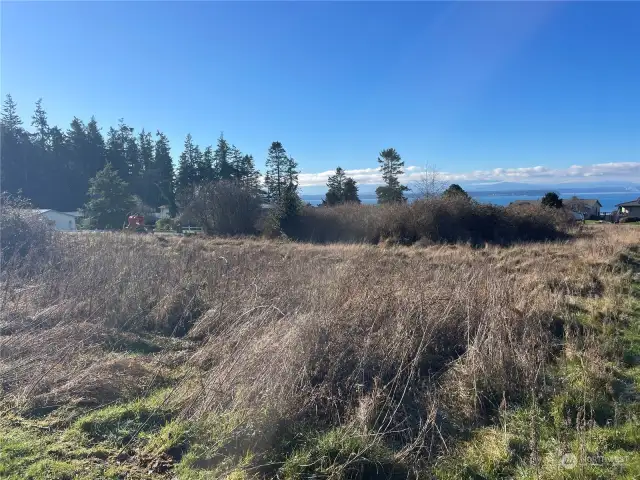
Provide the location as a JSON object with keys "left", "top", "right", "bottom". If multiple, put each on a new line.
{"left": 29, "top": 209, "right": 77, "bottom": 218}
{"left": 616, "top": 198, "right": 640, "bottom": 207}
{"left": 564, "top": 198, "right": 602, "bottom": 208}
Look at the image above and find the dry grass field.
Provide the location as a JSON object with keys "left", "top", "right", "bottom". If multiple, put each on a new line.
{"left": 1, "top": 224, "right": 639, "bottom": 479}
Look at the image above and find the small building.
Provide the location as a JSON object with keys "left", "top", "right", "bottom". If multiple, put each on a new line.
{"left": 31, "top": 209, "right": 77, "bottom": 231}
{"left": 564, "top": 197, "right": 602, "bottom": 219}
{"left": 155, "top": 205, "right": 172, "bottom": 220}
{"left": 616, "top": 198, "right": 640, "bottom": 218}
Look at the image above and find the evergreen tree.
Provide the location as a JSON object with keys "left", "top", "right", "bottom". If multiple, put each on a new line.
{"left": 192, "top": 145, "right": 203, "bottom": 183}
{"left": 28, "top": 99, "right": 52, "bottom": 206}
{"left": 66, "top": 117, "right": 90, "bottom": 209}
{"left": 105, "top": 123, "right": 128, "bottom": 180}
{"left": 213, "top": 133, "right": 235, "bottom": 180}
{"left": 138, "top": 129, "right": 154, "bottom": 172}
{"left": 85, "top": 117, "right": 107, "bottom": 181}
{"left": 1, "top": 94, "right": 22, "bottom": 131}
{"left": 138, "top": 129, "right": 155, "bottom": 205}
{"left": 541, "top": 191, "right": 563, "bottom": 209}
{"left": 239, "top": 154, "right": 261, "bottom": 192}
{"left": 1, "top": 95, "right": 33, "bottom": 201}
{"left": 176, "top": 133, "right": 198, "bottom": 195}
{"left": 323, "top": 167, "right": 346, "bottom": 206}
{"left": 0, "top": 96, "right": 24, "bottom": 196}
{"left": 123, "top": 124, "right": 140, "bottom": 183}
{"left": 442, "top": 184, "right": 470, "bottom": 199}
{"left": 229, "top": 145, "right": 244, "bottom": 181}
{"left": 153, "top": 131, "right": 176, "bottom": 213}
{"left": 83, "top": 163, "right": 135, "bottom": 229}
{"left": 198, "top": 146, "right": 215, "bottom": 184}
{"left": 375, "top": 148, "right": 408, "bottom": 204}
{"left": 343, "top": 178, "right": 360, "bottom": 203}
{"left": 322, "top": 167, "right": 360, "bottom": 205}
{"left": 48, "top": 126, "right": 70, "bottom": 210}
{"left": 31, "top": 98, "right": 50, "bottom": 151}
{"left": 286, "top": 155, "right": 299, "bottom": 191}
{"left": 265, "top": 141, "right": 288, "bottom": 202}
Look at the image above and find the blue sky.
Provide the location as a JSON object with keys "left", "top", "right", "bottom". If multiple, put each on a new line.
{"left": 2, "top": 1, "right": 639, "bottom": 192}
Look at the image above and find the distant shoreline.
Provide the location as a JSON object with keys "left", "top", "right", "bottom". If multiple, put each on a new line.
{"left": 301, "top": 191, "right": 639, "bottom": 212}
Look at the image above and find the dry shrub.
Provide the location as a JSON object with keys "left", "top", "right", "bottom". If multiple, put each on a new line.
{"left": 0, "top": 193, "right": 58, "bottom": 272}
{"left": 179, "top": 180, "right": 261, "bottom": 235}
{"left": 285, "top": 197, "right": 573, "bottom": 245}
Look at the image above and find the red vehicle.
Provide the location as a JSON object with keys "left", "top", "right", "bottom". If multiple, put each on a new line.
{"left": 125, "top": 215, "right": 150, "bottom": 233}
{"left": 127, "top": 215, "right": 144, "bottom": 227}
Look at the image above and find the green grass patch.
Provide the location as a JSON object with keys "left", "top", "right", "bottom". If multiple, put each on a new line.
{"left": 280, "top": 426, "right": 408, "bottom": 480}
{"left": 0, "top": 416, "right": 119, "bottom": 480}
{"left": 70, "top": 390, "right": 174, "bottom": 447}
{"left": 172, "top": 410, "right": 257, "bottom": 479}
{"left": 433, "top": 426, "right": 528, "bottom": 479}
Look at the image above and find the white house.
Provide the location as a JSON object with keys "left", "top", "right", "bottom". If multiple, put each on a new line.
{"left": 31, "top": 209, "right": 77, "bottom": 231}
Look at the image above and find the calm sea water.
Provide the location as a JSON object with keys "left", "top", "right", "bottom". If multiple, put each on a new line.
{"left": 301, "top": 192, "right": 639, "bottom": 213}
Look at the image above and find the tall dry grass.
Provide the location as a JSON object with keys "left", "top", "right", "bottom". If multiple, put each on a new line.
{"left": 0, "top": 224, "right": 638, "bottom": 473}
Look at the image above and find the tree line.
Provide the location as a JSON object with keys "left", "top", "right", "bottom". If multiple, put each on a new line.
{"left": 2, "top": 94, "right": 437, "bottom": 228}
{"left": 1, "top": 94, "right": 269, "bottom": 214}
{"left": 1, "top": 95, "right": 175, "bottom": 212}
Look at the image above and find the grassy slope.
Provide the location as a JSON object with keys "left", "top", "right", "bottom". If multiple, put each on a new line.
{"left": 1, "top": 226, "right": 639, "bottom": 479}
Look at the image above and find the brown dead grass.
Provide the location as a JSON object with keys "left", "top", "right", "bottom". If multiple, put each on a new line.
{"left": 0, "top": 224, "right": 639, "bottom": 470}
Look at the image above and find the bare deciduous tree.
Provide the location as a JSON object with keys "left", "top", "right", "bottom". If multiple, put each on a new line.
{"left": 413, "top": 164, "right": 446, "bottom": 199}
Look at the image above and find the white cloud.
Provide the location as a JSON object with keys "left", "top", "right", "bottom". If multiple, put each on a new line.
{"left": 298, "top": 162, "right": 640, "bottom": 187}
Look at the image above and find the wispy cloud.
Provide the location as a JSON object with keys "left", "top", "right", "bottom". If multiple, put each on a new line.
{"left": 298, "top": 162, "right": 640, "bottom": 187}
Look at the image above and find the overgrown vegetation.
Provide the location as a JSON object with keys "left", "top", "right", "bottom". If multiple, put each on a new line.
{"left": 284, "top": 196, "right": 573, "bottom": 245}
{"left": 1, "top": 224, "right": 639, "bottom": 478}
{"left": 0, "top": 193, "right": 58, "bottom": 270}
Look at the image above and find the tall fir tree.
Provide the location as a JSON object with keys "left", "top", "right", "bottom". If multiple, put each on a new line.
{"left": 342, "top": 178, "right": 360, "bottom": 204}
{"left": 48, "top": 125, "right": 70, "bottom": 210}
{"left": 323, "top": 167, "right": 346, "bottom": 205}
{"left": 176, "top": 133, "right": 199, "bottom": 195}
{"left": 265, "top": 141, "right": 289, "bottom": 202}
{"left": 28, "top": 99, "right": 52, "bottom": 206}
{"left": 286, "top": 155, "right": 298, "bottom": 191}
{"left": 229, "top": 145, "right": 244, "bottom": 181}
{"left": 239, "top": 154, "right": 261, "bottom": 192}
{"left": 1, "top": 94, "right": 22, "bottom": 131}
{"left": 138, "top": 129, "right": 155, "bottom": 205}
{"left": 192, "top": 145, "right": 203, "bottom": 183}
{"left": 66, "top": 117, "right": 91, "bottom": 209}
{"left": 322, "top": 167, "right": 360, "bottom": 206}
{"left": 122, "top": 123, "right": 141, "bottom": 183}
{"left": 105, "top": 123, "right": 128, "bottom": 180}
{"left": 138, "top": 129, "right": 154, "bottom": 171}
{"left": 85, "top": 117, "right": 107, "bottom": 181}
{"left": 375, "top": 148, "right": 408, "bottom": 204}
{"left": 153, "top": 131, "right": 176, "bottom": 213}
{"left": 0, "top": 95, "right": 26, "bottom": 197}
{"left": 198, "top": 146, "right": 215, "bottom": 184}
{"left": 213, "top": 133, "right": 235, "bottom": 180}
{"left": 31, "top": 99, "right": 50, "bottom": 151}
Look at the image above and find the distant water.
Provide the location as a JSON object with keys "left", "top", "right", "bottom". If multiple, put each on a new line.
{"left": 301, "top": 192, "right": 638, "bottom": 213}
